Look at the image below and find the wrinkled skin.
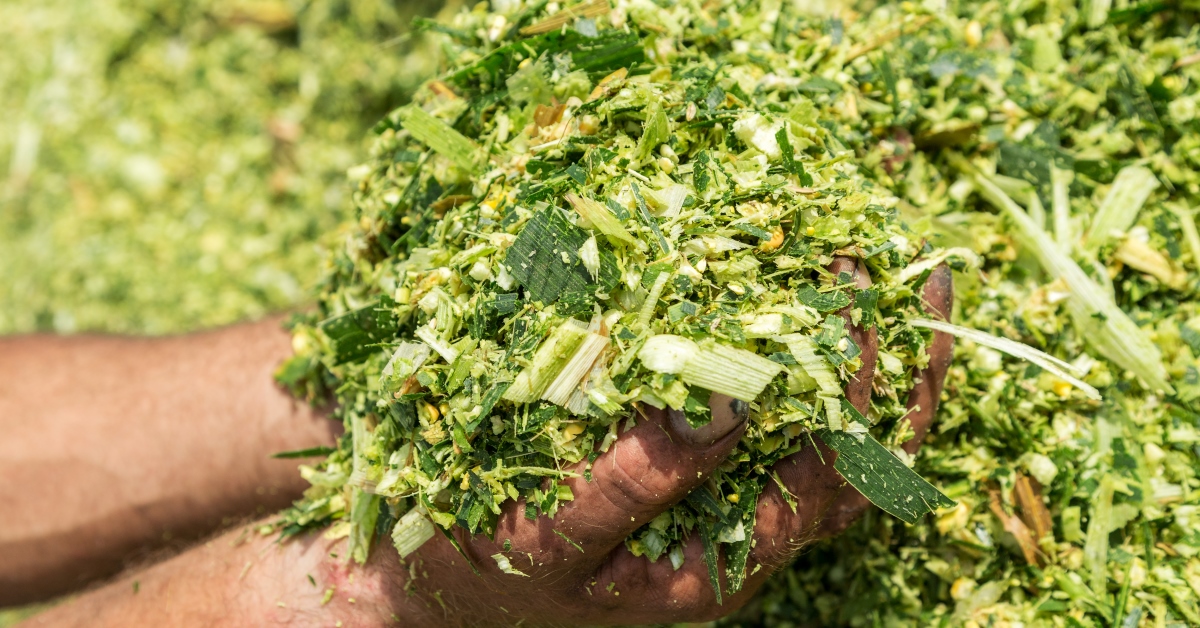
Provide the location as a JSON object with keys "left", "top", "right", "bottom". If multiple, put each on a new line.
{"left": 373, "top": 260, "right": 956, "bottom": 626}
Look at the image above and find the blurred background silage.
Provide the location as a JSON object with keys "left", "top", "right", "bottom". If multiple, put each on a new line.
{"left": 0, "top": 0, "right": 446, "bottom": 335}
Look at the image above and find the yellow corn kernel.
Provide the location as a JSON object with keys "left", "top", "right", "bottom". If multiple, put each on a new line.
{"left": 758, "top": 226, "right": 785, "bottom": 251}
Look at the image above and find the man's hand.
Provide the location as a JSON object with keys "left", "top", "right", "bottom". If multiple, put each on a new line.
{"left": 20, "top": 261, "right": 953, "bottom": 626}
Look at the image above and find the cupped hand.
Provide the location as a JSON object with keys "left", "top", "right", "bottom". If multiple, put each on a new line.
{"left": 376, "top": 260, "right": 955, "bottom": 627}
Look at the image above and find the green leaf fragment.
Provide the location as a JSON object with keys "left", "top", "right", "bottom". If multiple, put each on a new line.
{"left": 629, "top": 182, "right": 671, "bottom": 254}
{"left": 817, "top": 424, "right": 954, "bottom": 525}
{"left": 797, "top": 284, "right": 851, "bottom": 312}
{"left": 272, "top": 446, "right": 336, "bottom": 459}
{"left": 396, "top": 105, "right": 478, "bottom": 171}
{"left": 504, "top": 205, "right": 619, "bottom": 305}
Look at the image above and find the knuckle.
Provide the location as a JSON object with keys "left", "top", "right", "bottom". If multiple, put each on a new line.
{"left": 600, "top": 440, "right": 686, "bottom": 508}
{"left": 663, "top": 577, "right": 725, "bottom": 621}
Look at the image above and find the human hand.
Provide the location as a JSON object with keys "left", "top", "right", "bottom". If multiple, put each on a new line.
{"left": 361, "top": 260, "right": 955, "bottom": 627}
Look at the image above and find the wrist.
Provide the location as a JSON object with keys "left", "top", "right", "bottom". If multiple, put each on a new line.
{"left": 281, "top": 532, "right": 432, "bottom": 627}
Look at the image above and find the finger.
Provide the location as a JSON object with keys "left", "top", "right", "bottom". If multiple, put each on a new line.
{"left": 834, "top": 257, "right": 878, "bottom": 411}
{"left": 816, "top": 263, "right": 955, "bottom": 537}
{"left": 748, "top": 257, "right": 877, "bottom": 569}
{"left": 479, "top": 393, "right": 749, "bottom": 573}
{"left": 902, "top": 262, "right": 954, "bottom": 453}
{"left": 588, "top": 533, "right": 729, "bottom": 624}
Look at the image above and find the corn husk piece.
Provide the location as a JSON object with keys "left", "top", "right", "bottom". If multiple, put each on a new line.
{"left": 909, "top": 318, "right": 1101, "bottom": 400}
{"left": 565, "top": 193, "right": 636, "bottom": 244}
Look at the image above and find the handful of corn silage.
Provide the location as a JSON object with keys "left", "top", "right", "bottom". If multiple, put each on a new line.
{"left": 279, "top": 0, "right": 1200, "bottom": 623}
{"left": 275, "top": 0, "right": 986, "bottom": 598}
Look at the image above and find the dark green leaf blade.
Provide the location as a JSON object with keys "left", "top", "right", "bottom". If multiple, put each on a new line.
{"left": 502, "top": 205, "right": 618, "bottom": 304}
{"left": 797, "top": 284, "right": 851, "bottom": 312}
{"left": 817, "top": 428, "right": 955, "bottom": 524}
{"left": 271, "top": 446, "right": 336, "bottom": 459}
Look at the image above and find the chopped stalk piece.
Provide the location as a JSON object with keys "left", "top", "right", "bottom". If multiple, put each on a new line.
{"left": 680, "top": 342, "right": 785, "bottom": 403}
{"left": 505, "top": 320, "right": 590, "bottom": 403}
{"left": 636, "top": 270, "right": 671, "bottom": 329}
{"left": 347, "top": 489, "right": 380, "bottom": 564}
{"left": 392, "top": 507, "right": 437, "bottom": 558}
{"left": 542, "top": 332, "right": 609, "bottom": 407}
{"left": 1084, "top": 165, "right": 1159, "bottom": 252}
{"left": 381, "top": 342, "right": 433, "bottom": 385}
{"left": 491, "top": 553, "right": 531, "bottom": 576}
{"left": 1051, "top": 165, "right": 1074, "bottom": 250}
{"left": 1171, "top": 204, "right": 1200, "bottom": 270}
{"left": 774, "top": 334, "right": 841, "bottom": 396}
{"left": 415, "top": 325, "right": 460, "bottom": 364}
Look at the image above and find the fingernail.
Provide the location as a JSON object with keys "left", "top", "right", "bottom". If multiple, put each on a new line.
{"left": 667, "top": 395, "right": 749, "bottom": 447}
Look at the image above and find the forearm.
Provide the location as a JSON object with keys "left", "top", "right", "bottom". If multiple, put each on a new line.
{"left": 22, "top": 521, "right": 421, "bottom": 628}
{"left": 0, "top": 317, "right": 339, "bottom": 605}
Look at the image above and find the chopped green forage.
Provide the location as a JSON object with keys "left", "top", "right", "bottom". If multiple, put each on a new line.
{"left": 491, "top": 553, "right": 530, "bottom": 577}
{"left": 637, "top": 103, "right": 670, "bottom": 161}
{"left": 629, "top": 183, "right": 670, "bottom": 254}
{"left": 396, "top": 105, "right": 478, "bottom": 171}
{"left": 565, "top": 194, "right": 637, "bottom": 245}
{"left": 392, "top": 508, "right": 436, "bottom": 559}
